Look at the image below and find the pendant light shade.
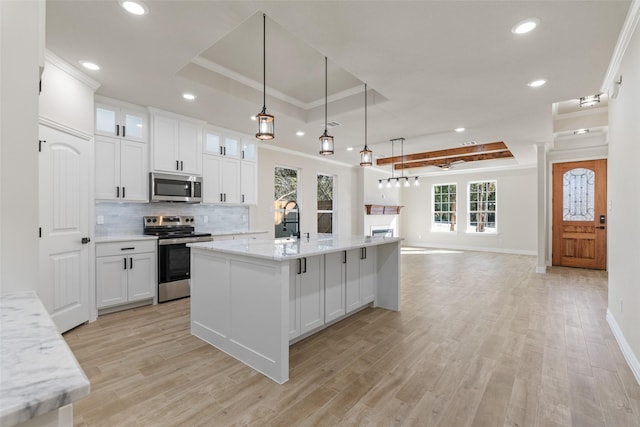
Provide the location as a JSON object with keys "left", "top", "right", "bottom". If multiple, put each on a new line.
{"left": 319, "top": 57, "right": 334, "bottom": 155}
{"left": 256, "top": 14, "right": 274, "bottom": 140}
{"left": 360, "top": 83, "right": 373, "bottom": 166}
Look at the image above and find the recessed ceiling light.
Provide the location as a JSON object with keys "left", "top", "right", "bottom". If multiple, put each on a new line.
{"left": 182, "top": 93, "right": 196, "bottom": 101}
{"left": 346, "top": 147, "right": 354, "bottom": 151}
{"left": 512, "top": 18, "right": 539, "bottom": 34}
{"left": 574, "top": 128, "right": 590, "bottom": 135}
{"left": 527, "top": 79, "right": 547, "bottom": 88}
{"left": 119, "top": 0, "right": 148, "bottom": 15}
{"left": 454, "top": 127, "right": 465, "bottom": 133}
{"left": 79, "top": 61, "right": 100, "bottom": 71}
{"left": 296, "top": 131, "right": 305, "bottom": 136}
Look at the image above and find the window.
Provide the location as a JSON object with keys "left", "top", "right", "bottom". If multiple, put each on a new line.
{"left": 317, "top": 174, "right": 334, "bottom": 234}
{"left": 468, "top": 181, "right": 497, "bottom": 233}
{"left": 274, "top": 167, "right": 299, "bottom": 238}
{"left": 433, "top": 184, "right": 457, "bottom": 232}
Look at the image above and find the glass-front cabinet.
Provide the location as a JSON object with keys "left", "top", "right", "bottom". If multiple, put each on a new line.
{"left": 95, "top": 99, "right": 147, "bottom": 142}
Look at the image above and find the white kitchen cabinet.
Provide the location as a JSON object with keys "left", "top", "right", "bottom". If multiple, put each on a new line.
{"left": 241, "top": 139, "right": 257, "bottom": 162}
{"left": 150, "top": 108, "right": 203, "bottom": 175}
{"left": 95, "top": 101, "right": 147, "bottom": 142}
{"left": 95, "top": 135, "right": 148, "bottom": 201}
{"left": 289, "top": 255, "right": 324, "bottom": 339}
{"left": 240, "top": 161, "right": 257, "bottom": 205}
{"left": 202, "top": 155, "right": 241, "bottom": 204}
{"left": 204, "top": 126, "right": 241, "bottom": 159}
{"left": 324, "top": 251, "right": 346, "bottom": 323}
{"left": 96, "top": 240, "right": 156, "bottom": 312}
{"left": 346, "top": 246, "right": 377, "bottom": 313}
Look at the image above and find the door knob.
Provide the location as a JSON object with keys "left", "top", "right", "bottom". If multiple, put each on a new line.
{"left": 81, "top": 237, "right": 91, "bottom": 244}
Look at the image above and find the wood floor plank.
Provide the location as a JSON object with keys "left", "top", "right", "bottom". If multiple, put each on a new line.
{"left": 62, "top": 249, "right": 639, "bottom": 427}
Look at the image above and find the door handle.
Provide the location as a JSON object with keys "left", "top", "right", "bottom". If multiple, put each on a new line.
{"left": 597, "top": 226, "right": 606, "bottom": 230}
{"left": 81, "top": 237, "right": 91, "bottom": 244}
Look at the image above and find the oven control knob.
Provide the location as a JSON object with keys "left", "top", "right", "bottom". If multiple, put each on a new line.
{"left": 146, "top": 218, "right": 151, "bottom": 223}
{"left": 152, "top": 218, "right": 157, "bottom": 223}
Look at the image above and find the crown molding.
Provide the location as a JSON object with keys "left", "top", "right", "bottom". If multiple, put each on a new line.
{"left": 44, "top": 50, "right": 101, "bottom": 91}
{"left": 601, "top": 0, "right": 640, "bottom": 95}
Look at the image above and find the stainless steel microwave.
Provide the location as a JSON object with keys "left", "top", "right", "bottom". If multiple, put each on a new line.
{"left": 149, "top": 172, "right": 202, "bottom": 203}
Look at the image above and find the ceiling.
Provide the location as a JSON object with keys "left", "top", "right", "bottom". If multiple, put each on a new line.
{"left": 45, "top": 1, "right": 630, "bottom": 174}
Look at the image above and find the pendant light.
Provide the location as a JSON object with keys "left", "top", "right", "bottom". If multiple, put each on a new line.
{"left": 360, "top": 83, "right": 373, "bottom": 166}
{"left": 255, "top": 14, "right": 274, "bottom": 140}
{"left": 319, "top": 56, "right": 334, "bottom": 155}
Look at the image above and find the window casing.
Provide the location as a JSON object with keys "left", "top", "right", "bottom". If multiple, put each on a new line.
{"left": 432, "top": 184, "right": 457, "bottom": 232}
{"left": 467, "top": 181, "right": 497, "bottom": 233}
{"left": 317, "top": 174, "right": 334, "bottom": 235}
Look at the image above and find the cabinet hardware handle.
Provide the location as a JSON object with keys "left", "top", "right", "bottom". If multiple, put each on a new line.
{"left": 343, "top": 251, "right": 347, "bottom": 264}
{"left": 242, "top": 150, "right": 245, "bottom": 159}
{"left": 123, "top": 258, "right": 127, "bottom": 270}
{"left": 116, "top": 186, "right": 120, "bottom": 198}
{"left": 242, "top": 194, "right": 245, "bottom": 203}
{"left": 129, "top": 257, "right": 133, "bottom": 269}
{"left": 220, "top": 193, "right": 223, "bottom": 202}
{"left": 303, "top": 257, "right": 307, "bottom": 274}
{"left": 223, "top": 146, "right": 226, "bottom": 156}
{"left": 220, "top": 146, "right": 223, "bottom": 156}
{"left": 176, "top": 160, "right": 179, "bottom": 170}
{"left": 297, "top": 259, "right": 302, "bottom": 275}
{"left": 120, "top": 247, "right": 135, "bottom": 251}
{"left": 116, "top": 124, "right": 120, "bottom": 136}
{"left": 180, "top": 161, "right": 184, "bottom": 171}
{"left": 81, "top": 237, "right": 91, "bottom": 244}
{"left": 122, "top": 187, "right": 126, "bottom": 198}
{"left": 223, "top": 193, "right": 226, "bottom": 202}
{"left": 122, "top": 125, "right": 126, "bottom": 138}
{"left": 364, "top": 247, "right": 367, "bottom": 259}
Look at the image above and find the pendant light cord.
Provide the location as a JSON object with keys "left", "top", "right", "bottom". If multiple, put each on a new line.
{"left": 364, "top": 84, "right": 368, "bottom": 149}
{"left": 262, "top": 13, "right": 266, "bottom": 110}
{"left": 324, "top": 56, "right": 328, "bottom": 133}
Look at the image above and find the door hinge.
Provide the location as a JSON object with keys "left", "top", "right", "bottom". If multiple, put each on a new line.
{"left": 38, "top": 140, "right": 46, "bottom": 152}
{"left": 39, "top": 227, "right": 42, "bottom": 238}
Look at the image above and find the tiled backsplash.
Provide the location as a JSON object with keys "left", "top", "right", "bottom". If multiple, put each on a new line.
{"left": 95, "top": 202, "right": 250, "bottom": 237}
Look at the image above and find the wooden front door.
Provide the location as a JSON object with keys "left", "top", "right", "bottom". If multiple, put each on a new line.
{"left": 552, "top": 159, "right": 607, "bottom": 269}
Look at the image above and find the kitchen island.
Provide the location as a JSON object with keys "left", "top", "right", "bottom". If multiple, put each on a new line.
{"left": 188, "top": 235, "right": 401, "bottom": 384}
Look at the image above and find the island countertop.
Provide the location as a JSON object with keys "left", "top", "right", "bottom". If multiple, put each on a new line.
{"left": 0, "top": 292, "right": 90, "bottom": 427}
{"left": 188, "top": 235, "right": 402, "bottom": 261}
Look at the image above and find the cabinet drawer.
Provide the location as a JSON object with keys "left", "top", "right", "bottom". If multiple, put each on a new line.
{"left": 96, "top": 240, "right": 157, "bottom": 257}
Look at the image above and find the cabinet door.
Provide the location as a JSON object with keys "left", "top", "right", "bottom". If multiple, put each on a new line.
{"left": 221, "top": 158, "right": 241, "bottom": 204}
{"left": 289, "top": 261, "right": 300, "bottom": 340}
{"left": 126, "top": 252, "right": 156, "bottom": 302}
{"left": 120, "top": 140, "right": 148, "bottom": 202}
{"left": 345, "top": 249, "right": 361, "bottom": 313}
{"left": 324, "top": 251, "right": 346, "bottom": 323}
{"left": 122, "top": 109, "right": 147, "bottom": 142}
{"left": 223, "top": 133, "right": 241, "bottom": 159}
{"left": 360, "top": 247, "right": 377, "bottom": 304}
{"left": 241, "top": 140, "right": 257, "bottom": 162}
{"left": 95, "top": 104, "right": 119, "bottom": 138}
{"left": 202, "top": 155, "right": 223, "bottom": 203}
{"left": 300, "top": 256, "right": 324, "bottom": 334}
{"left": 240, "top": 161, "right": 257, "bottom": 205}
{"left": 204, "top": 127, "right": 223, "bottom": 156}
{"left": 152, "top": 114, "right": 180, "bottom": 173}
{"left": 178, "top": 120, "right": 202, "bottom": 175}
{"left": 96, "top": 255, "right": 128, "bottom": 308}
{"left": 95, "top": 136, "right": 120, "bottom": 200}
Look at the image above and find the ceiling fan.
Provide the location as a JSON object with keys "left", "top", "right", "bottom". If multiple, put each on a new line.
{"left": 436, "top": 160, "right": 465, "bottom": 170}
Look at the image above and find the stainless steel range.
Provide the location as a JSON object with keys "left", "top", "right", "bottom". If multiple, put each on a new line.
{"left": 143, "top": 215, "right": 213, "bottom": 303}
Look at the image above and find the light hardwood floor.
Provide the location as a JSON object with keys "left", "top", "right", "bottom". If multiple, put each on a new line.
{"left": 65, "top": 248, "right": 640, "bottom": 426}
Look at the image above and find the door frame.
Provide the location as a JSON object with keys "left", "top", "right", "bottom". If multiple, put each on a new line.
{"left": 39, "top": 117, "right": 97, "bottom": 326}
{"left": 546, "top": 154, "right": 608, "bottom": 269}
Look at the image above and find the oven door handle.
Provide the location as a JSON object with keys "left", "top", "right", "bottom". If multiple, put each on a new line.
{"left": 158, "top": 236, "right": 214, "bottom": 245}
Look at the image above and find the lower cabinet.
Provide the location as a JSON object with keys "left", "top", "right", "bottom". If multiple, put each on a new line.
{"left": 346, "top": 246, "right": 377, "bottom": 313}
{"left": 324, "top": 251, "right": 346, "bottom": 323}
{"left": 96, "top": 240, "right": 156, "bottom": 310}
{"left": 289, "top": 255, "right": 324, "bottom": 340}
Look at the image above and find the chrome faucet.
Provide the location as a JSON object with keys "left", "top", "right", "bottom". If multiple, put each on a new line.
{"left": 282, "top": 200, "right": 301, "bottom": 239}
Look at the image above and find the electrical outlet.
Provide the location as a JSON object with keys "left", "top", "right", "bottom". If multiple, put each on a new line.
{"left": 203, "top": 215, "right": 208, "bottom": 223}
{"left": 96, "top": 215, "right": 104, "bottom": 224}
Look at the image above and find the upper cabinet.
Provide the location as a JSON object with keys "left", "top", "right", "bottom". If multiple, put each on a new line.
{"left": 149, "top": 108, "right": 203, "bottom": 176}
{"left": 203, "top": 126, "right": 241, "bottom": 159}
{"left": 241, "top": 139, "right": 257, "bottom": 162}
{"left": 95, "top": 98, "right": 148, "bottom": 143}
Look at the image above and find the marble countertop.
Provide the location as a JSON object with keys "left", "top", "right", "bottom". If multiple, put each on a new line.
{"left": 189, "top": 235, "right": 402, "bottom": 261}
{"left": 95, "top": 235, "right": 158, "bottom": 243}
{"left": 0, "top": 292, "right": 90, "bottom": 427}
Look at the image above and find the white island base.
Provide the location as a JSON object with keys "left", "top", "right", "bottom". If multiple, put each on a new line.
{"left": 189, "top": 236, "right": 401, "bottom": 384}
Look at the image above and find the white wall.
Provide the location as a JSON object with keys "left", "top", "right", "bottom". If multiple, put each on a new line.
{"left": 362, "top": 167, "right": 401, "bottom": 236}
{"left": 607, "top": 11, "right": 640, "bottom": 381}
{"left": 401, "top": 167, "right": 537, "bottom": 254}
{"left": 250, "top": 146, "right": 359, "bottom": 238}
{"left": 0, "top": 1, "right": 42, "bottom": 294}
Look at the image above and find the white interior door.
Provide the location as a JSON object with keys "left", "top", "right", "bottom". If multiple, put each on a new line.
{"left": 39, "top": 124, "right": 91, "bottom": 333}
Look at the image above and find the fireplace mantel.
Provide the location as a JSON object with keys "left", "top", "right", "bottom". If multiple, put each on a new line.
{"left": 365, "top": 205, "right": 403, "bottom": 215}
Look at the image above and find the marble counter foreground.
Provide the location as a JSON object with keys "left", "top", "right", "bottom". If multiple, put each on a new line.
{"left": 0, "top": 292, "right": 90, "bottom": 427}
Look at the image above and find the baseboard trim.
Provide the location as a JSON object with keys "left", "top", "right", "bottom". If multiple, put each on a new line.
{"left": 536, "top": 266, "right": 547, "bottom": 274}
{"left": 402, "top": 241, "right": 536, "bottom": 256}
{"left": 606, "top": 309, "right": 640, "bottom": 386}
